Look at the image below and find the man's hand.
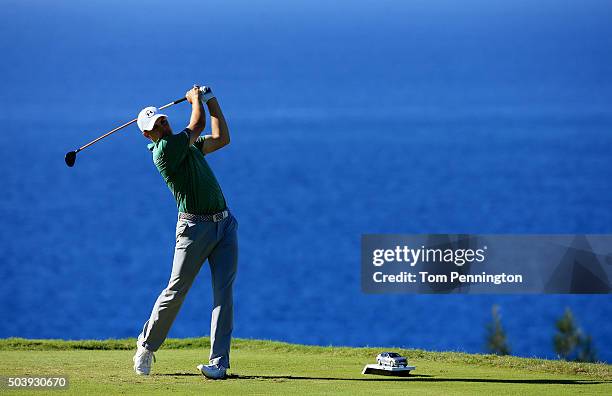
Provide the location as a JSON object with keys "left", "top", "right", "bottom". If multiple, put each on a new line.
{"left": 185, "top": 86, "right": 201, "bottom": 104}
{"left": 186, "top": 85, "right": 205, "bottom": 144}
{"left": 201, "top": 86, "right": 215, "bottom": 103}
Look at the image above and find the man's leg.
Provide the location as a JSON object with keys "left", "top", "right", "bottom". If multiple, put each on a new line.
{"left": 207, "top": 214, "right": 239, "bottom": 368}
{"left": 139, "top": 220, "right": 215, "bottom": 351}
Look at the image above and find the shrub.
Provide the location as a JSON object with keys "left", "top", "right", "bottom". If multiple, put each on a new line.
{"left": 485, "top": 305, "right": 511, "bottom": 356}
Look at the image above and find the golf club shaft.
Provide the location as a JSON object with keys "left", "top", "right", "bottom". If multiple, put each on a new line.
{"left": 75, "top": 94, "right": 194, "bottom": 153}
{"left": 76, "top": 117, "right": 137, "bottom": 152}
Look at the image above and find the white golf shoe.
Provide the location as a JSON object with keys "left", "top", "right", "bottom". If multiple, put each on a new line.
{"left": 133, "top": 346, "right": 156, "bottom": 375}
{"left": 197, "top": 363, "right": 227, "bottom": 379}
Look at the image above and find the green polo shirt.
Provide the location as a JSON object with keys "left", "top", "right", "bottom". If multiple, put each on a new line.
{"left": 147, "top": 129, "right": 226, "bottom": 214}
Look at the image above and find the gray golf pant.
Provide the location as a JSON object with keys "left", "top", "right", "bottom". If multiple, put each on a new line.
{"left": 138, "top": 212, "right": 238, "bottom": 368}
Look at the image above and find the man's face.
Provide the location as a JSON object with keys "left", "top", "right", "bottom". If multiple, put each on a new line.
{"left": 144, "top": 116, "right": 172, "bottom": 141}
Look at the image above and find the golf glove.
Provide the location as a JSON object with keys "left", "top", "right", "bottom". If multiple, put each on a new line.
{"left": 200, "top": 86, "right": 215, "bottom": 104}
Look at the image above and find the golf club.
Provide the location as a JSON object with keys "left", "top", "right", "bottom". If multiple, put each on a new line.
{"left": 64, "top": 86, "right": 210, "bottom": 167}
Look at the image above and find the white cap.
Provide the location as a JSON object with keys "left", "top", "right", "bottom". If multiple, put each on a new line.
{"left": 137, "top": 106, "right": 167, "bottom": 132}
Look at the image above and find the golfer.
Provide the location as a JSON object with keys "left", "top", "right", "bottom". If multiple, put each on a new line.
{"left": 132, "top": 85, "right": 237, "bottom": 380}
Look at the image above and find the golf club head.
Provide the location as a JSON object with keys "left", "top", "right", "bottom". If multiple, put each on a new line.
{"left": 65, "top": 151, "right": 77, "bottom": 167}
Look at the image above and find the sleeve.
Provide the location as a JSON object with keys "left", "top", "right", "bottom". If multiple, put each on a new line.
{"left": 158, "top": 129, "right": 190, "bottom": 171}
{"left": 193, "top": 135, "right": 206, "bottom": 154}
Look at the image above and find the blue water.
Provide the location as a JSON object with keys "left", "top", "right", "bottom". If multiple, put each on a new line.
{"left": 1, "top": 0, "right": 611, "bottom": 362}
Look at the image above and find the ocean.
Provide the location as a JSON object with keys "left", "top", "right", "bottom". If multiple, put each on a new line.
{"left": 1, "top": 0, "right": 611, "bottom": 362}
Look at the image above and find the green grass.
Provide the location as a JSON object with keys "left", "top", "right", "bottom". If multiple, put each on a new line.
{"left": 0, "top": 338, "right": 610, "bottom": 395}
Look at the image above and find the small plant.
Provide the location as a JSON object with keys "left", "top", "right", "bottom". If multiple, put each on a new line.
{"left": 577, "top": 335, "right": 597, "bottom": 363}
{"left": 485, "top": 305, "right": 511, "bottom": 356}
{"left": 553, "top": 308, "right": 597, "bottom": 363}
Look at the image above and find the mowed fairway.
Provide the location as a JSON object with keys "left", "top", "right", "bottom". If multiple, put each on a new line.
{"left": 0, "top": 338, "right": 610, "bottom": 395}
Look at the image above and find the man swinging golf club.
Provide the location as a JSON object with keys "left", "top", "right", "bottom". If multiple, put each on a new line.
{"left": 132, "top": 85, "right": 237, "bottom": 380}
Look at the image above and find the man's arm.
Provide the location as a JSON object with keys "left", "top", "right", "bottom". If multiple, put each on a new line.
{"left": 197, "top": 97, "right": 230, "bottom": 155}
{"left": 185, "top": 86, "right": 206, "bottom": 145}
